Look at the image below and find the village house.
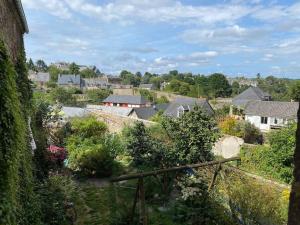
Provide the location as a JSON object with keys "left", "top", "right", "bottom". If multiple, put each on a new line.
{"left": 57, "top": 74, "right": 82, "bottom": 89}
{"left": 232, "top": 86, "right": 271, "bottom": 108}
{"left": 29, "top": 71, "right": 50, "bottom": 87}
{"left": 82, "top": 77, "right": 110, "bottom": 89}
{"left": 102, "top": 95, "right": 149, "bottom": 108}
{"left": 245, "top": 101, "right": 299, "bottom": 132}
{"left": 164, "top": 97, "right": 214, "bottom": 118}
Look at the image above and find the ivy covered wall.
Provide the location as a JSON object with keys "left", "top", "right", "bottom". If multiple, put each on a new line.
{"left": 0, "top": 40, "right": 40, "bottom": 224}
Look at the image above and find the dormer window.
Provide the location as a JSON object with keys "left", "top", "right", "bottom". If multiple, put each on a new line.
{"left": 177, "top": 105, "right": 190, "bottom": 117}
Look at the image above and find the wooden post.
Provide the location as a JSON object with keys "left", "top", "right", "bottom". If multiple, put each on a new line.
{"left": 138, "top": 178, "right": 147, "bottom": 225}
{"left": 130, "top": 181, "right": 140, "bottom": 224}
{"left": 208, "top": 163, "right": 222, "bottom": 191}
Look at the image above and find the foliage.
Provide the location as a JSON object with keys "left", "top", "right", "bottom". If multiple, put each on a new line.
{"left": 139, "top": 89, "right": 156, "bottom": 102}
{"left": 86, "top": 89, "right": 112, "bottom": 103}
{"left": 80, "top": 68, "right": 97, "bottom": 78}
{"left": 69, "top": 62, "right": 80, "bottom": 74}
{"left": 37, "top": 175, "right": 75, "bottom": 225}
{"left": 48, "top": 65, "right": 60, "bottom": 82}
{"left": 120, "top": 70, "right": 141, "bottom": 86}
{"left": 214, "top": 105, "right": 230, "bottom": 121}
{"left": 241, "top": 123, "right": 296, "bottom": 183}
{"left": 289, "top": 80, "right": 300, "bottom": 101}
{"left": 66, "top": 117, "right": 121, "bottom": 177}
{"left": 219, "top": 117, "right": 263, "bottom": 144}
{"left": 36, "top": 59, "right": 48, "bottom": 72}
{"left": 49, "top": 87, "right": 77, "bottom": 106}
{"left": 0, "top": 40, "right": 41, "bottom": 224}
{"left": 208, "top": 73, "right": 232, "bottom": 98}
{"left": 219, "top": 173, "right": 288, "bottom": 225}
{"left": 155, "top": 95, "right": 169, "bottom": 104}
{"left": 162, "top": 106, "right": 219, "bottom": 164}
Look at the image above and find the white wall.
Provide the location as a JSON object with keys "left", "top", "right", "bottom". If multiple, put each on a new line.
{"left": 245, "top": 115, "right": 287, "bottom": 132}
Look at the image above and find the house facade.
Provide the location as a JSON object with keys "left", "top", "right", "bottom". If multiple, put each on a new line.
{"left": 57, "top": 74, "right": 81, "bottom": 89}
{"left": 82, "top": 77, "right": 110, "bottom": 89}
{"left": 0, "top": 0, "right": 28, "bottom": 62}
{"left": 29, "top": 71, "right": 50, "bottom": 87}
{"left": 139, "top": 83, "right": 154, "bottom": 90}
{"left": 245, "top": 101, "right": 299, "bottom": 131}
{"left": 102, "top": 95, "right": 148, "bottom": 108}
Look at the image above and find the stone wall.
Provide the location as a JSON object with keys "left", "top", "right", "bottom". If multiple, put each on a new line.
{"left": 0, "top": 0, "right": 26, "bottom": 61}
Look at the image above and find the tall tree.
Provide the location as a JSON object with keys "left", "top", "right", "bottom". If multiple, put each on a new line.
{"left": 27, "top": 58, "right": 35, "bottom": 71}
{"left": 69, "top": 62, "right": 80, "bottom": 74}
{"left": 48, "top": 65, "right": 60, "bottom": 82}
{"left": 35, "top": 59, "right": 48, "bottom": 72}
{"left": 208, "top": 73, "right": 232, "bottom": 98}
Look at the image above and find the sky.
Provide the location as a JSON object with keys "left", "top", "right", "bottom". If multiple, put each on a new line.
{"left": 22, "top": 0, "right": 300, "bottom": 78}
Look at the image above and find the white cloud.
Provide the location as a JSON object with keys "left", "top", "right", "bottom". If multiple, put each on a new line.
{"left": 23, "top": 0, "right": 72, "bottom": 19}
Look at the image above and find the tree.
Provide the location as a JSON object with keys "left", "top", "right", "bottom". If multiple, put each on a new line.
{"left": 231, "top": 81, "right": 240, "bottom": 96}
{"left": 27, "top": 58, "right": 35, "bottom": 71}
{"left": 49, "top": 87, "right": 76, "bottom": 106}
{"left": 123, "top": 122, "right": 153, "bottom": 165}
{"left": 149, "top": 76, "right": 162, "bottom": 90}
{"left": 69, "top": 62, "right": 80, "bottom": 74}
{"left": 48, "top": 65, "right": 60, "bottom": 82}
{"left": 86, "top": 89, "right": 111, "bottom": 103}
{"left": 208, "top": 73, "right": 232, "bottom": 98}
{"left": 80, "top": 68, "right": 97, "bottom": 78}
{"left": 36, "top": 59, "right": 48, "bottom": 72}
{"left": 162, "top": 106, "right": 219, "bottom": 164}
{"left": 289, "top": 80, "right": 300, "bottom": 101}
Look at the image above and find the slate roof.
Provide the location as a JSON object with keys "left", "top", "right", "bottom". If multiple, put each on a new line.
{"left": 86, "top": 105, "right": 133, "bottom": 116}
{"left": 164, "top": 97, "right": 214, "bottom": 118}
{"left": 36, "top": 72, "right": 50, "bottom": 82}
{"left": 139, "top": 84, "right": 153, "bottom": 89}
{"left": 154, "top": 103, "right": 170, "bottom": 112}
{"left": 82, "top": 78, "right": 108, "bottom": 87}
{"left": 133, "top": 107, "right": 157, "bottom": 120}
{"left": 58, "top": 74, "right": 81, "bottom": 85}
{"left": 232, "top": 87, "right": 271, "bottom": 107}
{"left": 245, "top": 101, "right": 299, "bottom": 119}
{"left": 102, "top": 95, "right": 147, "bottom": 105}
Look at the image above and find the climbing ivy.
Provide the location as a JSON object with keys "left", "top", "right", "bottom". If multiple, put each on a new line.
{"left": 0, "top": 40, "right": 41, "bottom": 225}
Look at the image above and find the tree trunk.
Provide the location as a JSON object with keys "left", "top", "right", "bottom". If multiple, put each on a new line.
{"left": 288, "top": 103, "right": 300, "bottom": 225}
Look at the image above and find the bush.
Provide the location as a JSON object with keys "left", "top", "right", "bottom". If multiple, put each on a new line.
{"left": 66, "top": 117, "right": 121, "bottom": 177}
{"left": 49, "top": 87, "right": 76, "bottom": 106}
{"left": 86, "top": 89, "right": 111, "bottom": 103}
{"left": 219, "top": 117, "right": 262, "bottom": 144}
{"left": 240, "top": 124, "right": 297, "bottom": 183}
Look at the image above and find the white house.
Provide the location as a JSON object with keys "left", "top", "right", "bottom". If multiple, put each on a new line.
{"left": 245, "top": 101, "right": 299, "bottom": 132}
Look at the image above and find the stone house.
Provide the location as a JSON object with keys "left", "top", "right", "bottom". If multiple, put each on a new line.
{"left": 0, "top": 0, "right": 28, "bottom": 62}
{"left": 57, "top": 74, "right": 82, "bottom": 89}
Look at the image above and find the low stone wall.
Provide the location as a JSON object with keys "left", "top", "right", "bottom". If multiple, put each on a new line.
{"left": 89, "top": 109, "right": 156, "bottom": 133}
{"left": 213, "top": 135, "right": 244, "bottom": 158}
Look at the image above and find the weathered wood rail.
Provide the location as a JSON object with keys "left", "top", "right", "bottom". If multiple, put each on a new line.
{"left": 110, "top": 157, "right": 240, "bottom": 225}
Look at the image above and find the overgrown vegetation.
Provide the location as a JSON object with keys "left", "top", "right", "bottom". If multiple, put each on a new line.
{"left": 219, "top": 117, "right": 263, "bottom": 144}
{"left": 240, "top": 123, "right": 297, "bottom": 183}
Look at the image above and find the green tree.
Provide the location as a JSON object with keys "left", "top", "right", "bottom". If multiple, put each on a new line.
{"left": 162, "top": 106, "right": 219, "bottom": 164}
{"left": 80, "top": 68, "right": 97, "bottom": 78}
{"left": 36, "top": 59, "right": 48, "bottom": 72}
{"left": 49, "top": 87, "right": 76, "bottom": 106}
{"left": 86, "top": 89, "right": 111, "bottom": 103}
{"left": 48, "top": 65, "right": 60, "bottom": 82}
{"left": 69, "top": 62, "right": 80, "bottom": 74}
{"left": 231, "top": 81, "right": 240, "bottom": 96}
{"left": 27, "top": 58, "right": 35, "bottom": 71}
{"left": 289, "top": 80, "right": 300, "bottom": 101}
{"left": 208, "top": 73, "right": 232, "bottom": 98}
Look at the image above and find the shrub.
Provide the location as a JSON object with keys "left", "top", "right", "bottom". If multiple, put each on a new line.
{"left": 66, "top": 117, "right": 120, "bottom": 177}
{"left": 49, "top": 87, "right": 76, "bottom": 106}
{"left": 219, "top": 117, "right": 262, "bottom": 144}
{"left": 86, "top": 89, "right": 111, "bottom": 103}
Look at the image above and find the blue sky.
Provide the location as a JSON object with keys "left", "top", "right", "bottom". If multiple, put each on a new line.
{"left": 23, "top": 0, "right": 300, "bottom": 78}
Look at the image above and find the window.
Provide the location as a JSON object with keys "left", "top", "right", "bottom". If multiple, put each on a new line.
{"left": 261, "top": 117, "right": 268, "bottom": 124}
{"left": 274, "top": 118, "right": 278, "bottom": 124}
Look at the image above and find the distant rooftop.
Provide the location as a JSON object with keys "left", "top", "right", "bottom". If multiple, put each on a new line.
{"left": 58, "top": 74, "right": 81, "bottom": 85}
{"left": 102, "top": 95, "right": 147, "bottom": 105}
{"left": 232, "top": 86, "right": 271, "bottom": 107}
